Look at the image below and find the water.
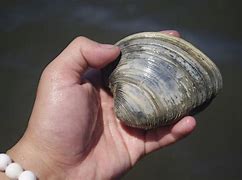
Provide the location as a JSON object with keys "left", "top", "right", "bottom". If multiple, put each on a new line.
{"left": 0, "top": 0, "right": 241, "bottom": 179}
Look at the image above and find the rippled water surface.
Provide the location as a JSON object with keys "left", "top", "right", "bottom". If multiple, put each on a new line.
{"left": 0, "top": 1, "right": 241, "bottom": 179}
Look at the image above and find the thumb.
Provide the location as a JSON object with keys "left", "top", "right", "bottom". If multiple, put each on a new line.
{"left": 46, "top": 36, "right": 120, "bottom": 83}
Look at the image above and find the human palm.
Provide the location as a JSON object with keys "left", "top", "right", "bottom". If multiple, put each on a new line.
{"left": 7, "top": 31, "right": 196, "bottom": 180}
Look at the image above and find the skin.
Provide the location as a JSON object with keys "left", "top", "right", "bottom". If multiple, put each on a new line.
{"left": 1, "top": 30, "right": 196, "bottom": 179}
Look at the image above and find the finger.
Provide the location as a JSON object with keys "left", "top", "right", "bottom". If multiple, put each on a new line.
{"left": 160, "top": 30, "right": 181, "bottom": 37}
{"left": 145, "top": 116, "right": 196, "bottom": 154}
{"left": 49, "top": 37, "right": 120, "bottom": 78}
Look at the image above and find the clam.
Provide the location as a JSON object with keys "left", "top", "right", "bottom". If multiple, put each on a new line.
{"left": 103, "top": 32, "right": 223, "bottom": 129}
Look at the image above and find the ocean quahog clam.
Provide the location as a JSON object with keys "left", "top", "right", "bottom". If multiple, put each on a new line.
{"left": 103, "top": 32, "right": 223, "bottom": 129}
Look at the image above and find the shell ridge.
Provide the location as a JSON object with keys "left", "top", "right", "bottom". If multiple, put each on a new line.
{"left": 104, "top": 32, "right": 223, "bottom": 129}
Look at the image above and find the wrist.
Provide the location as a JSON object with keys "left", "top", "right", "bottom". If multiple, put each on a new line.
{"left": 0, "top": 172, "right": 8, "bottom": 180}
{"left": 7, "top": 136, "right": 65, "bottom": 179}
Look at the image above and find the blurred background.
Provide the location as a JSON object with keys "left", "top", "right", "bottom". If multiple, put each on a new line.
{"left": 0, "top": 0, "right": 241, "bottom": 179}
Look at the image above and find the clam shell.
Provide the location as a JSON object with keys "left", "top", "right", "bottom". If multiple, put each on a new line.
{"left": 103, "top": 32, "right": 223, "bottom": 129}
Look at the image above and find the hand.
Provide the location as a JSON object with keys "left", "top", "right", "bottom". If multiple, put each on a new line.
{"left": 6, "top": 30, "right": 196, "bottom": 179}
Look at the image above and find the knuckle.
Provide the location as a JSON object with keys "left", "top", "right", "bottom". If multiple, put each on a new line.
{"left": 41, "top": 61, "right": 60, "bottom": 78}
{"left": 40, "top": 63, "right": 68, "bottom": 85}
{"left": 41, "top": 64, "right": 55, "bottom": 79}
{"left": 73, "top": 36, "right": 87, "bottom": 45}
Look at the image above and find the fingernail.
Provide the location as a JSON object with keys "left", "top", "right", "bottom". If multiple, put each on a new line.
{"left": 160, "top": 30, "right": 181, "bottom": 37}
{"left": 100, "top": 44, "right": 118, "bottom": 49}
